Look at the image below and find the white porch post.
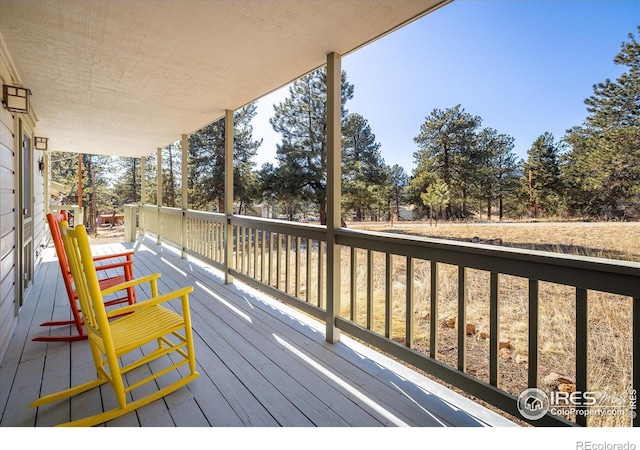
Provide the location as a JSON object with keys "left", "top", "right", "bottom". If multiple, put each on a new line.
{"left": 156, "top": 147, "right": 162, "bottom": 245}
{"left": 326, "top": 51, "right": 342, "bottom": 343}
{"left": 141, "top": 156, "right": 146, "bottom": 205}
{"left": 181, "top": 133, "right": 189, "bottom": 258}
{"left": 224, "top": 109, "right": 234, "bottom": 284}
{"left": 44, "top": 151, "right": 50, "bottom": 215}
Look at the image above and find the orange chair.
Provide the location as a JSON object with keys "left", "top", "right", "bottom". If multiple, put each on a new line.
{"left": 34, "top": 212, "right": 137, "bottom": 342}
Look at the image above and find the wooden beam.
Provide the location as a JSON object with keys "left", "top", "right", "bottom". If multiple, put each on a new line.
{"left": 181, "top": 134, "right": 189, "bottom": 258}
{"left": 224, "top": 110, "right": 234, "bottom": 284}
{"left": 325, "top": 51, "right": 341, "bottom": 343}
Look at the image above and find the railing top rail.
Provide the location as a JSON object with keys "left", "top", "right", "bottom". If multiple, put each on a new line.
{"left": 230, "top": 214, "right": 326, "bottom": 241}
{"left": 336, "top": 228, "right": 640, "bottom": 297}
{"left": 184, "top": 209, "right": 226, "bottom": 222}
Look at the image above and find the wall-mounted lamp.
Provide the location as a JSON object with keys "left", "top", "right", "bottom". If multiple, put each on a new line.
{"left": 34, "top": 136, "right": 48, "bottom": 151}
{"left": 2, "top": 84, "right": 31, "bottom": 114}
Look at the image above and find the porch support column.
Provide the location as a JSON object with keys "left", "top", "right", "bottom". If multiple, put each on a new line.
{"left": 326, "top": 51, "right": 342, "bottom": 343}
{"left": 181, "top": 134, "right": 189, "bottom": 259}
{"left": 141, "top": 156, "right": 146, "bottom": 205}
{"left": 224, "top": 109, "right": 234, "bottom": 284}
{"left": 44, "top": 151, "right": 50, "bottom": 215}
{"left": 156, "top": 147, "right": 162, "bottom": 245}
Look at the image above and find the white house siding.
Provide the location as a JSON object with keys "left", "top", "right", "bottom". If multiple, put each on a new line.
{"left": 0, "top": 69, "right": 18, "bottom": 363}
{"left": 0, "top": 38, "right": 46, "bottom": 362}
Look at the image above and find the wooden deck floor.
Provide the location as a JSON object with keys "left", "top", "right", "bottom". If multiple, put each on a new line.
{"left": 0, "top": 235, "right": 516, "bottom": 427}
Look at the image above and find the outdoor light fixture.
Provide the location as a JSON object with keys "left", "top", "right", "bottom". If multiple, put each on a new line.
{"left": 2, "top": 84, "right": 31, "bottom": 114}
{"left": 34, "top": 137, "right": 48, "bottom": 151}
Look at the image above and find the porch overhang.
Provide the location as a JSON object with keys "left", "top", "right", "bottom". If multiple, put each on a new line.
{"left": 0, "top": 0, "right": 451, "bottom": 158}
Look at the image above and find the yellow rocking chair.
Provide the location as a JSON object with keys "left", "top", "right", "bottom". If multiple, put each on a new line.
{"left": 30, "top": 222, "right": 199, "bottom": 427}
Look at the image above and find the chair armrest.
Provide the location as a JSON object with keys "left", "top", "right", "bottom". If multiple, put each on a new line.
{"left": 106, "top": 285, "right": 194, "bottom": 318}
{"left": 92, "top": 251, "right": 134, "bottom": 262}
{"left": 100, "top": 272, "right": 161, "bottom": 296}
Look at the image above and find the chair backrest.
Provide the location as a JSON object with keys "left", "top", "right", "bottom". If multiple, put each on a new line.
{"left": 47, "top": 211, "right": 75, "bottom": 298}
{"left": 59, "top": 222, "right": 110, "bottom": 344}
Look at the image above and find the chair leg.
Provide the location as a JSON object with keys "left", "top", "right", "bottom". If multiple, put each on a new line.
{"left": 29, "top": 376, "right": 107, "bottom": 408}
{"left": 56, "top": 373, "right": 199, "bottom": 427}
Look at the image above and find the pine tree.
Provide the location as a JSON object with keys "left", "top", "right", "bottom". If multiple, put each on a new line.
{"left": 188, "top": 103, "right": 261, "bottom": 212}
{"left": 270, "top": 67, "right": 354, "bottom": 224}
{"left": 564, "top": 27, "right": 640, "bottom": 219}
{"left": 341, "top": 113, "right": 386, "bottom": 221}
{"left": 413, "top": 105, "right": 481, "bottom": 219}
{"left": 522, "top": 132, "right": 564, "bottom": 218}
{"left": 388, "top": 164, "right": 408, "bottom": 223}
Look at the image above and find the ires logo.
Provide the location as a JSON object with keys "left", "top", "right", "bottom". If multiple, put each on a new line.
{"left": 517, "top": 388, "right": 631, "bottom": 421}
{"left": 549, "top": 391, "right": 598, "bottom": 407}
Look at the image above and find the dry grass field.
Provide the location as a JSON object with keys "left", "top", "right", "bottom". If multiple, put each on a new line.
{"left": 346, "top": 220, "right": 639, "bottom": 427}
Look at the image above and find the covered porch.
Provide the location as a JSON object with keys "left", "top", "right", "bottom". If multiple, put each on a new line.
{"left": 0, "top": 235, "right": 514, "bottom": 427}
{"left": 1, "top": 0, "right": 638, "bottom": 431}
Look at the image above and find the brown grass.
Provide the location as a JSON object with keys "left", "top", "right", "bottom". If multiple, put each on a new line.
{"left": 344, "top": 220, "right": 638, "bottom": 427}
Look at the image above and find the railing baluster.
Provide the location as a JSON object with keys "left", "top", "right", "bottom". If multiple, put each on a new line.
{"left": 234, "top": 225, "right": 239, "bottom": 273}
{"left": 458, "top": 266, "right": 467, "bottom": 372}
{"left": 285, "top": 234, "right": 291, "bottom": 294}
{"left": 576, "top": 287, "right": 588, "bottom": 426}
{"left": 385, "top": 253, "right": 392, "bottom": 339}
{"left": 306, "top": 239, "right": 311, "bottom": 302}
{"left": 633, "top": 297, "right": 639, "bottom": 427}
{"left": 490, "top": 272, "right": 500, "bottom": 387}
{"left": 350, "top": 247, "right": 357, "bottom": 322}
{"left": 295, "top": 237, "right": 301, "bottom": 298}
{"left": 406, "top": 257, "right": 413, "bottom": 348}
{"left": 367, "top": 249, "right": 373, "bottom": 330}
{"left": 268, "top": 231, "right": 274, "bottom": 287}
{"left": 276, "top": 232, "right": 282, "bottom": 290}
{"left": 430, "top": 261, "right": 438, "bottom": 359}
{"left": 528, "top": 279, "right": 539, "bottom": 389}
{"left": 253, "top": 228, "right": 258, "bottom": 278}
{"left": 318, "top": 241, "right": 325, "bottom": 308}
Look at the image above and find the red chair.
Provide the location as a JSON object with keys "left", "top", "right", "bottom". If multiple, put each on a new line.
{"left": 34, "top": 211, "right": 137, "bottom": 342}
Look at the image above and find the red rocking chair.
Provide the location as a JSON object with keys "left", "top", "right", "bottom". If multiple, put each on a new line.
{"left": 33, "top": 211, "right": 137, "bottom": 342}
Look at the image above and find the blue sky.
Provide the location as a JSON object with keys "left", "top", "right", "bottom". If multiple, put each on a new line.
{"left": 250, "top": 0, "right": 639, "bottom": 173}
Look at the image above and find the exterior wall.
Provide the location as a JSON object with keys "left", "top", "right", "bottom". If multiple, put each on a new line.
{"left": 0, "top": 54, "right": 18, "bottom": 362}
{"left": 0, "top": 37, "right": 45, "bottom": 362}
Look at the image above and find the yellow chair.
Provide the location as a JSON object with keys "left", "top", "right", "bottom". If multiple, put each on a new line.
{"left": 30, "top": 222, "right": 199, "bottom": 427}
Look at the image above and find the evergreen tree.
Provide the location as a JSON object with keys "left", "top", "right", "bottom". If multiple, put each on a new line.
{"left": 388, "top": 164, "right": 408, "bottom": 223}
{"left": 522, "top": 132, "right": 564, "bottom": 218}
{"left": 564, "top": 27, "right": 640, "bottom": 219}
{"left": 420, "top": 178, "right": 450, "bottom": 226}
{"left": 112, "top": 157, "right": 140, "bottom": 207}
{"left": 341, "top": 113, "right": 386, "bottom": 221}
{"left": 413, "top": 105, "right": 481, "bottom": 219}
{"left": 270, "top": 67, "right": 354, "bottom": 224}
{"left": 472, "top": 129, "right": 520, "bottom": 220}
{"left": 188, "top": 103, "right": 261, "bottom": 212}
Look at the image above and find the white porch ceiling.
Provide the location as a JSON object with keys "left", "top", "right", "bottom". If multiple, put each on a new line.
{"left": 0, "top": 0, "right": 450, "bottom": 158}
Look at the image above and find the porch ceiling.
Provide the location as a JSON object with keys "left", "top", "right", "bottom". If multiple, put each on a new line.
{"left": 0, "top": 0, "right": 450, "bottom": 158}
